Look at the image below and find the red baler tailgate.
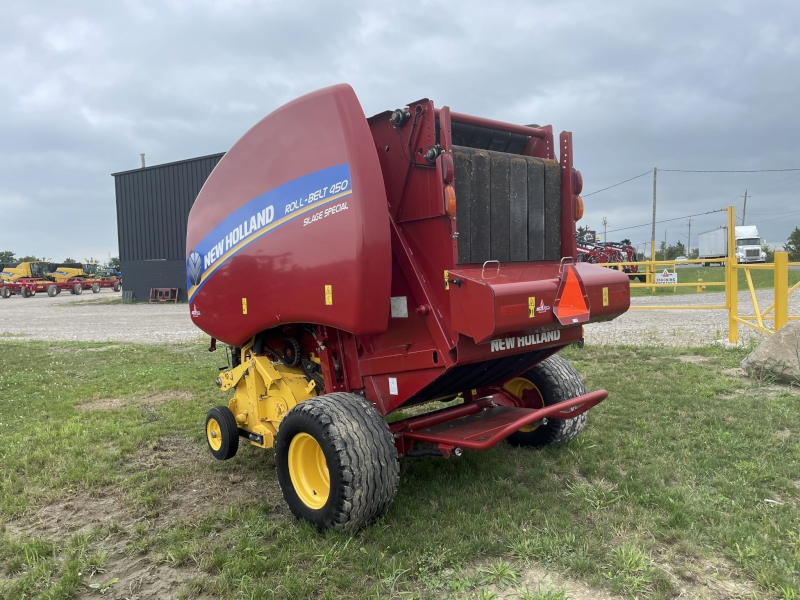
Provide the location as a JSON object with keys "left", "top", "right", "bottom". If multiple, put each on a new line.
{"left": 449, "top": 263, "right": 629, "bottom": 343}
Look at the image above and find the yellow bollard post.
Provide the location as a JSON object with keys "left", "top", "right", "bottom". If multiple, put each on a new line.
{"left": 673, "top": 264, "right": 677, "bottom": 293}
{"left": 651, "top": 260, "right": 656, "bottom": 292}
{"left": 774, "top": 251, "right": 788, "bottom": 332}
{"left": 726, "top": 206, "right": 738, "bottom": 344}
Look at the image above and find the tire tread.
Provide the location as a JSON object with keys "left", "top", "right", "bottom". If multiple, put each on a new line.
{"left": 276, "top": 393, "right": 399, "bottom": 531}
{"left": 506, "top": 354, "right": 588, "bottom": 447}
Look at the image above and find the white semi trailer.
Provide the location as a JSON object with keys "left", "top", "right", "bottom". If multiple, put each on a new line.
{"left": 698, "top": 225, "right": 766, "bottom": 265}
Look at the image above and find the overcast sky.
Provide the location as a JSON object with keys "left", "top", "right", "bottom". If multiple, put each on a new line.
{"left": 1, "top": 0, "right": 798, "bottom": 262}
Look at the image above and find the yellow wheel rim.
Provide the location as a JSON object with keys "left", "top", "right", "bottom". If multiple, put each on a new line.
{"left": 504, "top": 377, "right": 543, "bottom": 432}
{"left": 206, "top": 418, "right": 223, "bottom": 451}
{"left": 288, "top": 433, "right": 330, "bottom": 510}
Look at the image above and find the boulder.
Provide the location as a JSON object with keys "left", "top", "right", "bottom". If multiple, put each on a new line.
{"left": 741, "top": 322, "right": 800, "bottom": 384}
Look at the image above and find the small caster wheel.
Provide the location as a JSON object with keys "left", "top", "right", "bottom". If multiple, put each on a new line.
{"left": 205, "top": 406, "right": 239, "bottom": 460}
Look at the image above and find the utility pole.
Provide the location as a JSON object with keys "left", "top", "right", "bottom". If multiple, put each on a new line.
{"left": 602, "top": 217, "right": 608, "bottom": 243}
{"left": 664, "top": 229, "right": 667, "bottom": 258}
{"left": 687, "top": 217, "right": 692, "bottom": 257}
{"left": 651, "top": 167, "right": 657, "bottom": 260}
{"left": 742, "top": 189, "right": 748, "bottom": 225}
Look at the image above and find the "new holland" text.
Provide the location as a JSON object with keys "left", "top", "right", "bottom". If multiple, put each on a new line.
{"left": 203, "top": 206, "right": 275, "bottom": 270}
{"left": 490, "top": 329, "right": 561, "bottom": 352}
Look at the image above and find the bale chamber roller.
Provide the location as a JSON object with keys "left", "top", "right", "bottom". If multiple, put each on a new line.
{"left": 187, "top": 84, "right": 630, "bottom": 531}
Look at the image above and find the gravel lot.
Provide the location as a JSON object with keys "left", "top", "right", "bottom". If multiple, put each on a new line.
{"left": 1, "top": 288, "right": 798, "bottom": 346}
{"left": 585, "top": 288, "right": 800, "bottom": 346}
{"left": 0, "top": 291, "right": 200, "bottom": 344}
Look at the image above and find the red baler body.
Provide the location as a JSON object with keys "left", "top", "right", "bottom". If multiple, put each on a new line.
{"left": 187, "top": 84, "right": 629, "bottom": 424}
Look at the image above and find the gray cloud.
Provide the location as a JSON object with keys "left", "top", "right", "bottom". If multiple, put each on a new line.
{"left": 1, "top": 0, "right": 798, "bottom": 260}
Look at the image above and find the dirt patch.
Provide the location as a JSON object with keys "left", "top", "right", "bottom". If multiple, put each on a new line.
{"left": 127, "top": 437, "right": 288, "bottom": 523}
{"left": 720, "top": 384, "right": 790, "bottom": 400}
{"left": 4, "top": 438, "right": 278, "bottom": 543}
{"left": 77, "top": 391, "right": 192, "bottom": 412}
{"left": 129, "top": 436, "right": 206, "bottom": 471}
{"left": 678, "top": 355, "right": 711, "bottom": 364}
{"left": 5, "top": 491, "right": 130, "bottom": 541}
{"left": 776, "top": 428, "right": 792, "bottom": 441}
{"left": 78, "top": 398, "right": 128, "bottom": 411}
{"left": 2, "top": 438, "right": 273, "bottom": 600}
{"left": 593, "top": 478, "right": 617, "bottom": 491}
{"left": 78, "top": 550, "right": 197, "bottom": 600}
{"left": 84, "top": 344, "right": 122, "bottom": 352}
{"left": 141, "top": 390, "right": 191, "bottom": 407}
{"left": 721, "top": 367, "right": 746, "bottom": 378}
{"left": 47, "top": 345, "right": 122, "bottom": 354}
{"left": 477, "top": 551, "right": 760, "bottom": 600}
{"left": 483, "top": 564, "right": 622, "bottom": 599}
{"left": 656, "top": 554, "right": 758, "bottom": 600}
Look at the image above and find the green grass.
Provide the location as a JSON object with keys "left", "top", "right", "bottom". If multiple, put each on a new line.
{"left": 630, "top": 265, "right": 800, "bottom": 296}
{"left": 0, "top": 341, "right": 799, "bottom": 599}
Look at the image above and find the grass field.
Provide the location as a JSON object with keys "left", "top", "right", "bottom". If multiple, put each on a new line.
{"left": 1, "top": 341, "right": 799, "bottom": 599}
{"left": 629, "top": 266, "right": 800, "bottom": 297}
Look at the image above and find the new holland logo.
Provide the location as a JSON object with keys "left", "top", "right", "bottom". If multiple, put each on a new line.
{"left": 187, "top": 252, "right": 202, "bottom": 286}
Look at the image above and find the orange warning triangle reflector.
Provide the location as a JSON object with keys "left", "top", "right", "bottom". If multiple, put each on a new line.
{"left": 553, "top": 265, "right": 591, "bottom": 325}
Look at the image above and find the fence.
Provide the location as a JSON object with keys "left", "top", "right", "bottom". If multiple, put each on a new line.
{"left": 595, "top": 206, "right": 799, "bottom": 343}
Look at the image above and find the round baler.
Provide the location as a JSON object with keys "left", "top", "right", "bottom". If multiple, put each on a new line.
{"left": 187, "top": 84, "right": 630, "bottom": 531}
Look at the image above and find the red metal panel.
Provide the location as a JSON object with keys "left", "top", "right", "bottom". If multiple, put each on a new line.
{"left": 559, "top": 131, "right": 577, "bottom": 259}
{"left": 368, "top": 101, "right": 443, "bottom": 223}
{"left": 186, "top": 84, "right": 392, "bottom": 346}
{"left": 448, "top": 262, "right": 629, "bottom": 343}
{"left": 524, "top": 124, "right": 554, "bottom": 159}
{"left": 445, "top": 111, "right": 546, "bottom": 139}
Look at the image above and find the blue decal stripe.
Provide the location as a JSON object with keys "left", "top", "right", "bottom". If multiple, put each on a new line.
{"left": 188, "top": 189, "right": 352, "bottom": 302}
{"left": 187, "top": 163, "right": 352, "bottom": 301}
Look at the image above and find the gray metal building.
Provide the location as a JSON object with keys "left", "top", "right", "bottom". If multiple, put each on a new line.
{"left": 112, "top": 153, "right": 224, "bottom": 302}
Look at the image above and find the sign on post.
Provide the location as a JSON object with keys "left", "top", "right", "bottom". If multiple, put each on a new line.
{"left": 655, "top": 268, "right": 678, "bottom": 284}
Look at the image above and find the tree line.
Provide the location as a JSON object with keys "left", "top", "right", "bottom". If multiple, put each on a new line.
{"left": 0, "top": 251, "right": 121, "bottom": 268}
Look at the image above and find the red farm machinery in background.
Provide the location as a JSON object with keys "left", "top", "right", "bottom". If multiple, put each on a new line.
{"left": 186, "top": 84, "right": 630, "bottom": 531}
{"left": 577, "top": 238, "right": 645, "bottom": 282}
{"left": 0, "top": 261, "right": 122, "bottom": 299}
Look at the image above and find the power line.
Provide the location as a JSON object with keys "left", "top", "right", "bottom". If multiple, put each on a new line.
{"left": 604, "top": 208, "right": 727, "bottom": 234}
{"left": 744, "top": 208, "right": 800, "bottom": 216}
{"left": 660, "top": 168, "right": 800, "bottom": 173}
{"left": 752, "top": 210, "right": 800, "bottom": 225}
{"left": 581, "top": 167, "right": 800, "bottom": 198}
{"left": 582, "top": 170, "right": 651, "bottom": 197}
{"left": 601, "top": 207, "right": 800, "bottom": 238}
{"left": 751, "top": 172, "right": 800, "bottom": 193}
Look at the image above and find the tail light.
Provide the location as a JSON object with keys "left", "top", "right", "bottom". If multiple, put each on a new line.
{"left": 441, "top": 153, "right": 454, "bottom": 185}
{"left": 574, "top": 195, "right": 584, "bottom": 221}
{"left": 444, "top": 185, "right": 457, "bottom": 216}
{"left": 572, "top": 169, "right": 583, "bottom": 194}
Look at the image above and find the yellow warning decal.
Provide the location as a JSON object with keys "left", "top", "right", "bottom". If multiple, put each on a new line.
{"left": 528, "top": 296, "right": 536, "bottom": 318}
{"left": 444, "top": 270, "right": 450, "bottom": 290}
{"left": 242, "top": 298, "right": 248, "bottom": 314}
{"left": 602, "top": 287, "right": 609, "bottom": 307}
{"left": 325, "top": 285, "right": 333, "bottom": 305}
